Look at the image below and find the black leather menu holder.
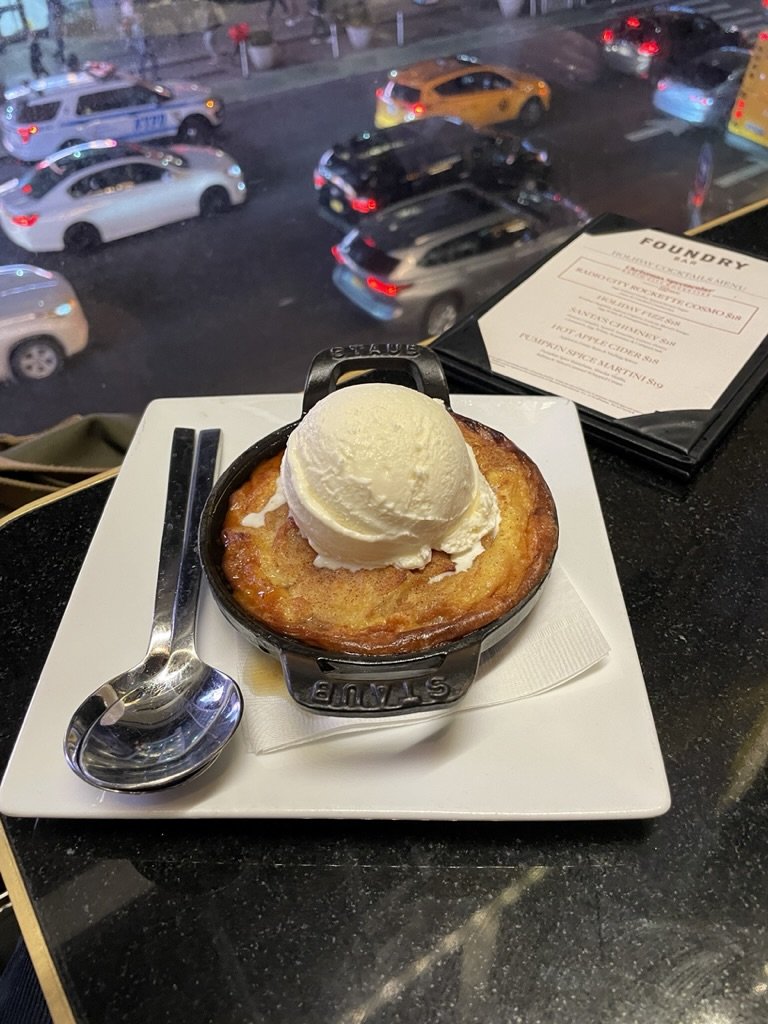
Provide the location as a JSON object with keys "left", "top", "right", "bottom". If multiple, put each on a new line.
{"left": 431, "top": 213, "right": 768, "bottom": 477}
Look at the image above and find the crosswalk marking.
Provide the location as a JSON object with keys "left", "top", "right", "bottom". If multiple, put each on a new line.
{"left": 714, "top": 160, "right": 768, "bottom": 187}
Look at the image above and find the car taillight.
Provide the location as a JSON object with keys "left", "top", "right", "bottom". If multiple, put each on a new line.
{"left": 331, "top": 244, "right": 345, "bottom": 264}
{"left": 365, "top": 276, "right": 410, "bottom": 297}
{"left": 733, "top": 98, "right": 745, "bottom": 119}
{"left": 313, "top": 172, "right": 325, "bottom": 189}
{"left": 600, "top": 28, "right": 614, "bottom": 44}
{"left": 656, "top": 81, "right": 667, "bottom": 91}
{"left": 625, "top": 16, "right": 640, "bottom": 28}
{"left": 375, "top": 87, "right": 384, "bottom": 99}
{"left": 16, "top": 125, "right": 39, "bottom": 144}
{"left": 410, "top": 102, "right": 426, "bottom": 116}
{"left": 11, "top": 213, "right": 39, "bottom": 227}
{"left": 350, "top": 195, "right": 377, "bottom": 214}
{"left": 637, "top": 40, "right": 660, "bottom": 56}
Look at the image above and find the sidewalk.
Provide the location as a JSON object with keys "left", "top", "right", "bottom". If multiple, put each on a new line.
{"left": 0, "top": 0, "right": 612, "bottom": 105}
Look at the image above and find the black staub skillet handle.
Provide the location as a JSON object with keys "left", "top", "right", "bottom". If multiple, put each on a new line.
{"left": 302, "top": 344, "right": 451, "bottom": 416}
{"left": 280, "top": 641, "right": 483, "bottom": 716}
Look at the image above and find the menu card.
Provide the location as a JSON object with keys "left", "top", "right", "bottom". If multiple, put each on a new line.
{"left": 432, "top": 214, "right": 768, "bottom": 475}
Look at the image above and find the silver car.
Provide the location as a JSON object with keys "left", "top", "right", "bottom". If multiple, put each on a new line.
{"left": 331, "top": 184, "right": 589, "bottom": 337}
{"left": 0, "top": 264, "right": 88, "bottom": 381}
{"left": 652, "top": 47, "right": 750, "bottom": 128}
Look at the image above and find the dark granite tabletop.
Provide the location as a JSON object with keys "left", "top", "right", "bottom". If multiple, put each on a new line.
{"left": 1, "top": 207, "right": 767, "bottom": 1023}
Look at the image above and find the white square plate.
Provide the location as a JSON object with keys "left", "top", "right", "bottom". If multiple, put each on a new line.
{"left": 0, "top": 394, "right": 670, "bottom": 819}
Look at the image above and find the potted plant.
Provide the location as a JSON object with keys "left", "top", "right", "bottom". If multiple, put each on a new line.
{"left": 247, "top": 28, "right": 277, "bottom": 70}
{"left": 337, "top": 0, "right": 373, "bottom": 49}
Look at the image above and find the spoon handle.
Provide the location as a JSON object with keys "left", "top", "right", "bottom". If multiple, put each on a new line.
{"left": 148, "top": 428, "right": 220, "bottom": 655}
{"left": 169, "top": 428, "right": 221, "bottom": 652}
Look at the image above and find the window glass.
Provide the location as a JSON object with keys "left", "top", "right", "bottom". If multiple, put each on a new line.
{"left": 11, "top": 100, "right": 61, "bottom": 123}
{"left": 125, "top": 163, "right": 165, "bottom": 184}
{"left": 347, "top": 236, "right": 400, "bottom": 275}
{"left": 389, "top": 84, "right": 421, "bottom": 104}
{"left": 69, "top": 165, "right": 131, "bottom": 196}
{"left": 421, "top": 231, "right": 482, "bottom": 266}
{"left": 76, "top": 87, "right": 137, "bottom": 115}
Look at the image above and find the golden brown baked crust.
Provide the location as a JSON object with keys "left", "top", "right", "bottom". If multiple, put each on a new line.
{"left": 221, "top": 413, "right": 558, "bottom": 655}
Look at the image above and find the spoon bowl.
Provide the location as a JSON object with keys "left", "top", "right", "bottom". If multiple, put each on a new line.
{"left": 64, "top": 428, "right": 243, "bottom": 794}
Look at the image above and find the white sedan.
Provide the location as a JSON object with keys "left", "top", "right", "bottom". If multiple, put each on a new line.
{"left": 0, "top": 140, "right": 247, "bottom": 253}
{"left": 0, "top": 264, "right": 88, "bottom": 381}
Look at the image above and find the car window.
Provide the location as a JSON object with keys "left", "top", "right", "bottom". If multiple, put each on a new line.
{"left": 125, "top": 162, "right": 166, "bottom": 184}
{"left": 482, "top": 73, "right": 510, "bottom": 90}
{"left": 420, "top": 230, "right": 483, "bottom": 266}
{"left": 434, "top": 76, "right": 464, "bottom": 97}
{"left": 76, "top": 86, "right": 141, "bottom": 115}
{"left": 68, "top": 164, "right": 133, "bottom": 196}
{"left": 477, "top": 221, "right": 535, "bottom": 252}
{"left": 389, "top": 83, "right": 421, "bottom": 104}
{"left": 9, "top": 100, "right": 61, "bottom": 123}
{"left": 347, "top": 236, "right": 400, "bottom": 275}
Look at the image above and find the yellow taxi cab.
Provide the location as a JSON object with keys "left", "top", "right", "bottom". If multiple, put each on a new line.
{"left": 374, "top": 54, "right": 551, "bottom": 130}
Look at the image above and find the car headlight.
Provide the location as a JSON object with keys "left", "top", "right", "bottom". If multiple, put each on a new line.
{"left": 53, "top": 302, "right": 73, "bottom": 316}
{"left": 227, "top": 163, "right": 242, "bottom": 177}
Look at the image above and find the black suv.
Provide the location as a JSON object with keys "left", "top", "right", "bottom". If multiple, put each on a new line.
{"left": 599, "top": 5, "right": 745, "bottom": 80}
{"left": 313, "top": 116, "right": 550, "bottom": 231}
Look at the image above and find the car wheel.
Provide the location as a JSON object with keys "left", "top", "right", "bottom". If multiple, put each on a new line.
{"left": 423, "top": 294, "right": 461, "bottom": 338}
{"left": 9, "top": 336, "right": 64, "bottom": 381}
{"left": 518, "top": 98, "right": 544, "bottom": 129}
{"left": 177, "top": 116, "right": 213, "bottom": 145}
{"left": 63, "top": 222, "right": 102, "bottom": 254}
{"left": 199, "top": 186, "right": 231, "bottom": 217}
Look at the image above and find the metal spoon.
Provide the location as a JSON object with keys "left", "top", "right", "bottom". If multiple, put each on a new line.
{"left": 64, "top": 427, "right": 243, "bottom": 793}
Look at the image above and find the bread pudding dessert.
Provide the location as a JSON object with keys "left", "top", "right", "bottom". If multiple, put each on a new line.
{"left": 220, "top": 384, "right": 558, "bottom": 656}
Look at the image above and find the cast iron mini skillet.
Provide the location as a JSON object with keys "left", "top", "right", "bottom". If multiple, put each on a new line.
{"left": 200, "top": 345, "right": 557, "bottom": 717}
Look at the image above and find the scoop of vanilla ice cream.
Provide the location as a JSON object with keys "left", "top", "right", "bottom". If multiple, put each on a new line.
{"left": 278, "top": 382, "right": 499, "bottom": 571}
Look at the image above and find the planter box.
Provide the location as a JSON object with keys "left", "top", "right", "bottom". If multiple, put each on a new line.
{"left": 345, "top": 24, "right": 373, "bottom": 49}
{"left": 498, "top": 0, "right": 524, "bottom": 16}
{"left": 247, "top": 43, "right": 276, "bottom": 70}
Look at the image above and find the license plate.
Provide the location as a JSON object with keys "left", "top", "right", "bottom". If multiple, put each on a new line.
{"left": 348, "top": 272, "right": 364, "bottom": 290}
{"left": 330, "top": 198, "right": 344, "bottom": 213}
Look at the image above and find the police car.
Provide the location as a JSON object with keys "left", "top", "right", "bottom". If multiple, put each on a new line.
{"left": 2, "top": 62, "right": 224, "bottom": 162}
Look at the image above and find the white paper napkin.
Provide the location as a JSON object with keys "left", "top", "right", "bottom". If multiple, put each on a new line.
{"left": 236, "top": 563, "right": 609, "bottom": 754}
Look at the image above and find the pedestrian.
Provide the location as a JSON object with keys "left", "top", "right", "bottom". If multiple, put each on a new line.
{"left": 124, "top": 13, "right": 158, "bottom": 80}
{"left": 267, "top": 0, "right": 298, "bottom": 26}
{"left": 202, "top": 0, "right": 226, "bottom": 65}
{"left": 29, "top": 32, "right": 49, "bottom": 78}
{"left": 308, "top": 0, "right": 329, "bottom": 42}
{"left": 47, "top": 0, "right": 66, "bottom": 63}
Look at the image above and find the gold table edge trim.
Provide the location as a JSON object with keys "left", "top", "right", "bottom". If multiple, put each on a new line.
{"left": 0, "top": 467, "right": 119, "bottom": 531}
{"left": 0, "top": 824, "right": 76, "bottom": 1024}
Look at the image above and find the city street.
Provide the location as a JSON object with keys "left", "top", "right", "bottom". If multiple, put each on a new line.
{"left": 2, "top": 11, "right": 767, "bottom": 433}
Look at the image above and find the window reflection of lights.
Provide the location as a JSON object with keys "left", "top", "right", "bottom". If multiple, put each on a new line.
{"left": 338, "top": 866, "right": 549, "bottom": 1024}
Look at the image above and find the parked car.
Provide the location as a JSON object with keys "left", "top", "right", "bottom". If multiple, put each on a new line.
{"left": 0, "top": 265, "right": 88, "bottom": 381}
{"left": 1, "top": 62, "right": 224, "bottom": 162}
{"left": 374, "top": 55, "right": 551, "bottom": 130}
{"left": 653, "top": 46, "right": 751, "bottom": 126}
{"left": 0, "top": 140, "right": 247, "bottom": 253}
{"left": 314, "top": 116, "right": 551, "bottom": 230}
{"left": 599, "top": 5, "right": 745, "bottom": 80}
{"left": 331, "top": 184, "right": 588, "bottom": 337}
